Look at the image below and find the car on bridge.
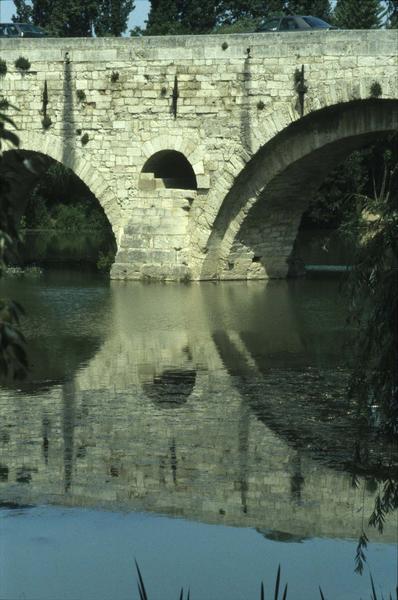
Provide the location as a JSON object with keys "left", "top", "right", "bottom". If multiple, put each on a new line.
{"left": 0, "top": 23, "right": 48, "bottom": 37}
{"left": 256, "top": 15, "right": 336, "bottom": 32}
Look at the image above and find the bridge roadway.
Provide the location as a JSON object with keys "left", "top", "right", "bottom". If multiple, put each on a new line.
{"left": 0, "top": 31, "right": 397, "bottom": 279}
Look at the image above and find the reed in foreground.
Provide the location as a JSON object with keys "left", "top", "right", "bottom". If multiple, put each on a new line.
{"left": 134, "top": 562, "right": 397, "bottom": 600}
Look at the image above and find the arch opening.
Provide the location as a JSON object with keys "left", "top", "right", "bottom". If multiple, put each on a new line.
{"left": 199, "top": 99, "right": 398, "bottom": 280}
{"left": 141, "top": 150, "right": 197, "bottom": 190}
{"left": 2, "top": 150, "right": 117, "bottom": 273}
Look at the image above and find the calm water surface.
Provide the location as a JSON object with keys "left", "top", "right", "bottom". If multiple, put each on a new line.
{"left": 0, "top": 271, "right": 396, "bottom": 599}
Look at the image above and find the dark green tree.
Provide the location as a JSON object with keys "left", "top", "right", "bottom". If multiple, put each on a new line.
{"left": 0, "top": 101, "right": 28, "bottom": 379}
{"left": 13, "top": 0, "right": 97, "bottom": 36}
{"left": 333, "top": 0, "right": 383, "bottom": 29}
{"left": 13, "top": 0, "right": 134, "bottom": 37}
{"left": 284, "top": 0, "right": 331, "bottom": 20}
{"left": 145, "top": 0, "right": 187, "bottom": 35}
{"left": 384, "top": 0, "right": 398, "bottom": 27}
{"left": 342, "top": 136, "right": 398, "bottom": 436}
{"left": 145, "top": 0, "right": 287, "bottom": 34}
{"left": 94, "top": 0, "right": 135, "bottom": 36}
{"left": 217, "top": 0, "right": 284, "bottom": 27}
{"left": 13, "top": 0, "right": 33, "bottom": 22}
{"left": 145, "top": 0, "right": 221, "bottom": 34}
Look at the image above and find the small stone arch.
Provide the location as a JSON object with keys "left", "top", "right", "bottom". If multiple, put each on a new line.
{"left": 199, "top": 98, "right": 398, "bottom": 280}
{"left": 139, "top": 149, "right": 197, "bottom": 190}
{"left": 140, "top": 133, "right": 208, "bottom": 188}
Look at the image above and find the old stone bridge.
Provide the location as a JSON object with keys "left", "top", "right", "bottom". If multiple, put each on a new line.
{"left": 1, "top": 30, "right": 397, "bottom": 280}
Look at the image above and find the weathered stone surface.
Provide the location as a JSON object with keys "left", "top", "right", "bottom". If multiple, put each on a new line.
{"left": 0, "top": 32, "right": 397, "bottom": 279}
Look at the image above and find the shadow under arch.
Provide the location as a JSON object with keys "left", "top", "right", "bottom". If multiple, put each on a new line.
{"left": 200, "top": 99, "right": 398, "bottom": 279}
{"left": 13, "top": 131, "right": 123, "bottom": 242}
{"left": 140, "top": 149, "right": 197, "bottom": 190}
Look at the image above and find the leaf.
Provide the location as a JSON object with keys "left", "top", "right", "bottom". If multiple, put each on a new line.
{"left": 135, "top": 560, "right": 148, "bottom": 600}
{"left": 274, "top": 565, "right": 281, "bottom": 600}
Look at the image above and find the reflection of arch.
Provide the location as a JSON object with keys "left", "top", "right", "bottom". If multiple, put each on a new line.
{"left": 211, "top": 328, "right": 396, "bottom": 480}
{"left": 16, "top": 131, "right": 123, "bottom": 240}
{"left": 199, "top": 99, "right": 398, "bottom": 279}
{"left": 141, "top": 150, "right": 197, "bottom": 190}
{"left": 142, "top": 368, "right": 197, "bottom": 408}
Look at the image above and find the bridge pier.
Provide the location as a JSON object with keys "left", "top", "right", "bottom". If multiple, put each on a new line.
{"left": 111, "top": 185, "right": 196, "bottom": 281}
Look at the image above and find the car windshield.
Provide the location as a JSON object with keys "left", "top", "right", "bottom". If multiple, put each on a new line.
{"left": 302, "top": 16, "right": 330, "bottom": 28}
{"left": 260, "top": 18, "right": 281, "bottom": 30}
{"left": 18, "top": 23, "right": 44, "bottom": 32}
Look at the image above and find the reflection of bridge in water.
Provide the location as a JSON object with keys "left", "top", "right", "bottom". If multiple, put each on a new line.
{"left": 0, "top": 280, "right": 396, "bottom": 542}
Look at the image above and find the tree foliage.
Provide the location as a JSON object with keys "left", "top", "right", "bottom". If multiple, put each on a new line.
{"left": 13, "top": 0, "right": 134, "bottom": 37}
{"left": 93, "top": 0, "right": 135, "bottom": 36}
{"left": 0, "top": 102, "right": 28, "bottom": 379}
{"left": 145, "top": 0, "right": 333, "bottom": 34}
{"left": 342, "top": 149, "right": 398, "bottom": 436}
{"left": 145, "top": 0, "right": 220, "bottom": 34}
{"left": 284, "top": 0, "right": 331, "bottom": 20}
{"left": 333, "top": 0, "right": 383, "bottom": 29}
{"left": 384, "top": 0, "right": 398, "bottom": 27}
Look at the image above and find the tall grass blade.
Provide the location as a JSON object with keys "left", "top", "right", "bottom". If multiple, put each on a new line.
{"left": 319, "top": 587, "right": 326, "bottom": 600}
{"left": 178, "top": 588, "right": 183, "bottom": 600}
{"left": 186, "top": 589, "right": 190, "bottom": 600}
{"left": 370, "top": 573, "right": 378, "bottom": 600}
{"left": 260, "top": 581, "right": 264, "bottom": 600}
{"left": 282, "top": 583, "right": 288, "bottom": 600}
{"left": 135, "top": 560, "right": 149, "bottom": 600}
{"left": 274, "top": 565, "right": 281, "bottom": 600}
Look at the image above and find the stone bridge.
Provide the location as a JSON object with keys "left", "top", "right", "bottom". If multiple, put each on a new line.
{"left": 1, "top": 31, "right": 397, "bottom": 280}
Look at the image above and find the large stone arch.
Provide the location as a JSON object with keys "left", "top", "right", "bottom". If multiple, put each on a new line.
{"left": 16, "top": 131, "right": 124, "bottom": 245}
{"left": 199, "top": 99, "right": 398, "bottom": 280}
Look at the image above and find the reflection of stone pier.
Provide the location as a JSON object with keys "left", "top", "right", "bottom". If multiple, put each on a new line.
{"left": 0, "top": 281, "right": 396, "bottom": 543}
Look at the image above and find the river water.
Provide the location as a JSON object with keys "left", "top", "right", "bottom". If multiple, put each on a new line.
{"left": 0, "top": 271, "right": 396, "bottom": 600}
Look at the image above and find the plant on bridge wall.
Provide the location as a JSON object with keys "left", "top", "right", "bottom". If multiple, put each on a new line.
{"left": 110, "top": 71, "right": 120, "bottom": 83}
{"left": 172, "top": 75, "right": 179, "bottom": 119}
{"left": 41, "top": 115, "right": 52, "bottom": 130}
{"left": 42, "top": 80, "right": 49, "bottom": 116}
{"left": 257, "top": 100, "right": 265, "bottom": 110}
{"left": 81, "top": 133, "right": 89, "bottom": 145}
{"left": 294, "top": 65, "right": 308, "bottom": 117}
{"left": 76, "top": 89, "right": 86, "bottom": 103}
{"left": 14, "top": 56, "right": 31, "bottom": 72}
{"left": 0, "top": 59, "right": 7, "bottom": 77}
{"left": 369, "top": 81, "right": 382, "bottom": 99}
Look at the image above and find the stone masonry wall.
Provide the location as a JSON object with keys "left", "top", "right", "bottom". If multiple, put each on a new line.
{"left": 0, "top": 31, "right": 397, "bottom": 279}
